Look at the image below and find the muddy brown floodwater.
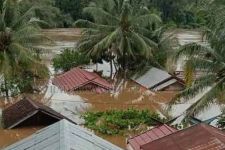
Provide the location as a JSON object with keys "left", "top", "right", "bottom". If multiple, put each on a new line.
{"left": 78, "top": 82, "right": 177, "bottom": 112}
{"left": 0, "top": 28, "right": 203, "bottom": 149}
{"left": 0, "top": 127, "right": 43, "bottom": 149}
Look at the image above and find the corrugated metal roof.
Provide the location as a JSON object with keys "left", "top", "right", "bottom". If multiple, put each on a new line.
{"left": 132, "top": 67, "right": 180, "bottom": 91}
{"left": 141, "top": 123, "right": 225, "bottom": 150}
{"left": 52, "top": 68, "right": 112, "bottom": 93}
{"left": 2, "top": 98, "right": 75, "bottom": 129}
{"left": 127, "top": 124, "right": 177, "bottom": 150}
{"left": 152, "top": 79, "right": 177, "bottom": 91}
{"left": 4, "top": 119, "right": 122, "bottom": 150}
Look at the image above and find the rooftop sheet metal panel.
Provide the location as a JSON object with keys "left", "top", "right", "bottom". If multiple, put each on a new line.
{"left": 132, "top": 67, "right": 172, "bottom": 89}
{"left": 127, "top": 124, "right": 177, "bottom": 150}
{"left": 152, "top": 79, "right": 177, "bottom": 91}
{"left": 52, "top": 67, "right": 112, "bottom": 92}
{"left": 2, "top": 98, "right": 72, "bottom": 129}
{"left": 4, "top": 119, "right": 122, "bottom": 150}
{"left": 141, "top": 123, "right": 225, "bottom": 150}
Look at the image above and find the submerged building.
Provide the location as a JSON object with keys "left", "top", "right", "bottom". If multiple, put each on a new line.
{"left": 53, "top": 67, "right": 112, "bottom": 93}
{"left": 4, "top": 119, "right": 122, "bottom": 150}
{"left": 2, "top": 98, "right": 75, "bottom": 129}
{"left": 128, "top": 123, "right": 225, "bottom": 150}
{"left": 132, "top": 67, "right": 184, "bottom": 91}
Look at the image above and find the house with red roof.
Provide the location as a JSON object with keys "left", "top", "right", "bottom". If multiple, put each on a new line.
{"left": 127, "top": 124, "right": 177, "bottom": 150}
{"left": 128, "top": 123, "right": 225, "bottom": 150}
{"left": 52, "top": 67, "right": 112, "bottom": 93}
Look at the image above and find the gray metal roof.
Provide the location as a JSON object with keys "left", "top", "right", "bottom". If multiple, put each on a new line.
{"left": 132, "top": 67, "right": 176, "bottom": 90}
{"left": 4, "top": 119, "right": 123, "bottom": 150}
{"left": 152, "top": 79, "right": 177, "bottom": 91}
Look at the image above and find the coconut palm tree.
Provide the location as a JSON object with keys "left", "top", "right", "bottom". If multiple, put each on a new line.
{"left": 75, "top": 0, "right": 163, "bottom": 78}
{"left": 169, "top": 1, "right": 225, "bottom": 118}
{"left": 0, "top": 0, "right": 48, "bottom": 100}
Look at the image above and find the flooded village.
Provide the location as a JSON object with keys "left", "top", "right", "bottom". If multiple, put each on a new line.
{"left": 0, "top": 28, "right": 216, "bottom": 149}
{"left": 1, "top": 0, "right": 225, "bottom": 150}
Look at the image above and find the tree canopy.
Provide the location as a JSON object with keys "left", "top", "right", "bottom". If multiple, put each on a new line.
{"left": 169, "top": 0, "right": 225, "bottom": 118}
{"left": 75, "top": 0, "right": 168, "bottom": 77}
{"left": 0, "top": 0, "right": 48, "bottom": 98}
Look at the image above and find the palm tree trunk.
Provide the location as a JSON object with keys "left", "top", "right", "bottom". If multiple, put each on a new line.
{"left": 110, "top": 59, "right": 113, "bottom": 79}
{"left": 123, "top": 55, "right": 127, "bottom": 80}
{"left": 4, "top": 78, "right": 9, "bottom": 101}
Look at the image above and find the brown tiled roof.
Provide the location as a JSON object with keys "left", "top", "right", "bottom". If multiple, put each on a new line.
{"left": 2, "top": 98, "right": 76, "bottom": 129}
{"left": 141, "top": 124, "right": 225, "bottom": 150}
{"left": 127, "top": 124, "right": 177, "bottom": 150}
{"left": 52, "top": 67, "right": 112, "bottom": 93}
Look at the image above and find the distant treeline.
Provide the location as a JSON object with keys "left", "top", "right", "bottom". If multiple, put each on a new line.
{"left": 28, "top": 0, "right": 224, "bottom": 28}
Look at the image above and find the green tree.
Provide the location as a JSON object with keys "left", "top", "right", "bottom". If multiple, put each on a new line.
{"left": 75, "top": 0, "right": 163, "bottom": 78}
{"left": 20, "top": 0, "right": 63, "bottom": 28}
{"left": 169, "top": 1, "right": 225, "bottom": 117}
{"left": 53, "top": 49, "right": 90, "bottom": 72}
{"left": 146, "top": 0, "right": 206, "bottom": 28}
{"left": 0, "top": 0, "right": 48, "bottom": 100}
{"left": 55, "top": 0, "right": 91, "bottom": 27}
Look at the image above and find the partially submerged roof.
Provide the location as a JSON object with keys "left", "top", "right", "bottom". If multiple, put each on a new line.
{"left": 2, "top": 98, "right": 75, "bottom": 129}
{"left": 127, "top": 124, "right": 177, "bottom": 150}
{"left": 52, "top": 67, "right": 112, "bottom": 93}
{"left": 141, "top": 123, "right": 225, "bottom": 150}
{"left": 4, "top": 119, "right": 122, "bottom": 150}
{"left": 175, "top": 71, "right": 205, "bottom": 81}
{"left": 132, "top": 67, "right": 184, "bottom": 91}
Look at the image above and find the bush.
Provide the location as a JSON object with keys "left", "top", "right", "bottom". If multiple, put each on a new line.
{"left": 53, "top": 49, "right": 90, "bottom": 72}
{"left": 82, "top": 109, "right": 162, "bottom": 135}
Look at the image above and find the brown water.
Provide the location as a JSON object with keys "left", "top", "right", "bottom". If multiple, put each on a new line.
{"left": 78, "top": 82, "right": 177, "bottom": 112}
{"left": 0, "top": 127, "right": 43, "bottom": 148}
{"left": 0, "top": 28, "right": 203, "bottom": 149}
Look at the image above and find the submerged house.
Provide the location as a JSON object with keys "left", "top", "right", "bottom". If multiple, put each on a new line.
{"left": 4, "top": 119, "right": 122, "bottom": 150}
{"left": 52, "top": 67, "right": 112, "bottom": 93}
{"left": 132, "top": 67, "right": 184, "bottom": 91}
{"left": 2, "top": 98, "right": 75, "bottom": 129}
{"left": 131, "top": 123, "right": 225, "bottom": 150}
{"left": 127, "top": 124, "right": 177, "bottom": 150}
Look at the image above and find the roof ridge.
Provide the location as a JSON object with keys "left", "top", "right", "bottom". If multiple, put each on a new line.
{"left": 140, "top": 123, "right": 203, "bottom": 149}
{"left": 200, "top": 123, "right": 225, "bottom": 139}
{"left": 59, "top": 119, "right": 68, "bottom": 150}
{"left": 128, "top": 124, "right": 176, "bottom": 141}
{"left": 79, "top": 68, "right": 97, "bottom": 80}
{"left": 26, "top": 99, "right": 40, "bottom": 109}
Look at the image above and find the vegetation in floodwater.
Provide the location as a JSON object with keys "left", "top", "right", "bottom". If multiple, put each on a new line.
{"left": 82, "top": 109, "right": 162, "bottom": 135}
{"left": 53, "top": 49, "right": 90, "bottom": 72}
{"left": 217, "top": 116, "right": 225, "bottom": 129}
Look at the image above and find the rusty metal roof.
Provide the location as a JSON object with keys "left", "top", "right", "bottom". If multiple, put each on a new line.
{"left": 52, "top": 67, "right": 112, "bottom": 92}
{"left": 127, "top": 124, "right": 177, "bottom": 150}
{"left": 141, "top": 123, "right": 225, "bottom": 150}
{"left": 2, "top": 98, "right": 76, "bottom": 129}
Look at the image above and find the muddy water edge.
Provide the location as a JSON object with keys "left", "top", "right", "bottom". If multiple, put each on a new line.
{"left": 0, "top": 28, "right": 203, "bottom": 149}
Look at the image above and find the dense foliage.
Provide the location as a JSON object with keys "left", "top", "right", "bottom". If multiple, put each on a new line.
{"left": 83, "top": 109, "right": 161, "bottom": 135}
{"left": 146, "top": 0, "right": 206, "bottom": 28}
{"left": 55, "top": 0, "right": 91, "bottom": 27}
{"left": 53, "top": 49, "right": 90, "bottom": 72}
{"left": 18, "top": 0, "right": 211, "bottom": 28}
{"left": 217, "top": 116, "right": 225, "bottom": 129}
{"left": 0, "top": 0, "right": 48, "bottom": 98}
{"left": 20, "top": 0, "right": 62, "bottom": 28}
{"left": 75, "top": 0, "right": 168, "bottom": 77}
{"left": 169, "top": 0, "right": 225, "bottom": 117}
